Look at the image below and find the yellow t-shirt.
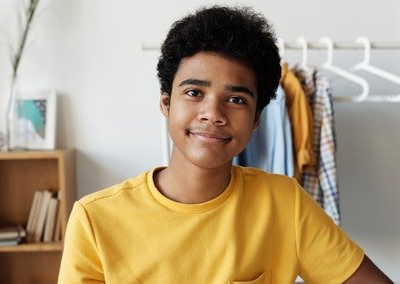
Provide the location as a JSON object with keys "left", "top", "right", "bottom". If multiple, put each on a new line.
{"left": 58, "top": 166, "right": 363, "bottom": 284}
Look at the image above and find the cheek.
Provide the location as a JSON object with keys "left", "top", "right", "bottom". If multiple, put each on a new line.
{"left": 168, "top": 103, "right": 192, "bottom": 132}
{"left": 236, "top": 110, "right": 258, "bottom": 127}
{"left": 171, "top": 104, "right": 189, "bottom": 120}
{"left": 239, "top": 115, "right": 258, "bottom": 140}
{"left": 243, "top": 126, "right": 256, "bottom": 142}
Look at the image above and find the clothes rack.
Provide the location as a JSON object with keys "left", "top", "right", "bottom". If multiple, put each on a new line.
{"left": 142, "top": 39, "right": 400, "bottom": 164}
{"left": 143, "top": 38, "right": 400, "bottom": 103}
{"left": 280, "top": 41, "right": 400, "bottom": 50}
{"left": 142, "top": 42, "right": 400, "bottom": 51}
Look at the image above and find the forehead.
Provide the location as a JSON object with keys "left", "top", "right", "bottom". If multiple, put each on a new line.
{"left": 173, "top": 52, "right": 257, "bottom": 89}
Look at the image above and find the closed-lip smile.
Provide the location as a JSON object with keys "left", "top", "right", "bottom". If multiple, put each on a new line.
{"left": 189, "top": 130, "right": 231, "bottom": 143}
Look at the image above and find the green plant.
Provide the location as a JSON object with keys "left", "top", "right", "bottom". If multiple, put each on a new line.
{"left": 11, "top": 0, "right": 41, "bottom": 80}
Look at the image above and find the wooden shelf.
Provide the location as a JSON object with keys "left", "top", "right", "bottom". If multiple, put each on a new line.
{"left": 0, "top": 242, "right": 63, "bottom": 253}
{"left": 0, "top": 150, "right": 66, "bottom": 160}
{"left": 0, "top": 149, "right": 76, "bottom": 283}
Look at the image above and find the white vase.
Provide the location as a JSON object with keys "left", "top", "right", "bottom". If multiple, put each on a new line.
{"left": 6, "top": 76, "right": 28, "bottom": 150}
{"left": 0, "top": 130, "right": 4, "bottom": 151}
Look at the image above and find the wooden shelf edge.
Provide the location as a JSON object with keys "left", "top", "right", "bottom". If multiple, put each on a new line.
{"left": 0, "top": 242, "right": 63, "bottom": 253}
{"left": 0, "top": 149, "right": 72, "bottom": 160}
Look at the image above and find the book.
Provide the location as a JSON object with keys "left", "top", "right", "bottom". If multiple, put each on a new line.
{"left": 0, "top": 238, "right": 21, "bottom": 247}
{"left": 26, "top": 191, "right": 41, "bottom": 234}
{"left": 0, "top": 225, "right": 26, "bottom": 241}
{"left": 43, "top": 196, "right": 59, "bottom": 242}
{"left": 33, "top": 190, "right": 53, "bottom": 242}
{"left": 53, "top": 209, "right": 61, "bottom": 242}
{"left": 26, "top": 190, "right": 43, "bottom": 242}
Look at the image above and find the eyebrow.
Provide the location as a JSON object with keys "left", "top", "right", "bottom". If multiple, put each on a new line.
{"left": 226, "top": 85, "right": 254, "bottom": 98}
{"left": 178, "top": 78, "right": 254, "bottom": 97}
{"left": 179, "top": 79, "right": 211, "bottom": 87}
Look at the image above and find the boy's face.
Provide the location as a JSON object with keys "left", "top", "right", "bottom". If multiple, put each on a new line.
{"left": 160, "top": 51, "right": 260, "bottom": 170}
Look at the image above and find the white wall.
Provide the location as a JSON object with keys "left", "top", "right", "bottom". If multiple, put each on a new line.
{"left": 1, "top": 0, "right": 399, "bottom": 280}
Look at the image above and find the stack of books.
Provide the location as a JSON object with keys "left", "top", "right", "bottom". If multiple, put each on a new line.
{"left": 0, "top": 225, "right": 26, "bottom": 246}
{"left": 26, "top": 190, "right": 61, "bottom": 243}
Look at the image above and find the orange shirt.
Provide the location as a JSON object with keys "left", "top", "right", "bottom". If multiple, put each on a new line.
{"left": 280, "top": 63, "right": 316, "bottom": 181}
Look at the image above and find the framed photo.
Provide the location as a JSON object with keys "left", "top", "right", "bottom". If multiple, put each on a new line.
{"left": 15, "top": 90, "right": 57, "bottom": 150}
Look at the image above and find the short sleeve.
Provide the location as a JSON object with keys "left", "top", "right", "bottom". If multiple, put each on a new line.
{"left": 295, "top": 184, "right": 364, "bottom": 284}
{"left": 58, "top": 202, "right": 105, "bottom": 284}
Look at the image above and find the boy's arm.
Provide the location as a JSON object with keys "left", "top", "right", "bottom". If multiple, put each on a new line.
{"left": 58, "top": 202, "right": 105, "bottom": 284}
{"left": 343, "top": 255, "right": 394, "bottom": 284}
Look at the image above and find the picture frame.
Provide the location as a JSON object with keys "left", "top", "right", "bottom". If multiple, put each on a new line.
{"left": 15, "top": 90, "right": 57, "bottom": 150}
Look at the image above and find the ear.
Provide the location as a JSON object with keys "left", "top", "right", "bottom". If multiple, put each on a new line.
{"left": 253, "top": 111, "right": 261, "bottom": 131}
{"left": 160, "top": 92, "right": 171, "bottom": 117}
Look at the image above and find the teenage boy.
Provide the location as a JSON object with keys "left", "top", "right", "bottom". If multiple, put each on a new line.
{"left": 58, "top": 6, "right": 394, "bottom": 284}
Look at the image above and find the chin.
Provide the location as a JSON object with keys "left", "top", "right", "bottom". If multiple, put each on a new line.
{"left": 189, "top": 154, "right": 232, "bottom": 170}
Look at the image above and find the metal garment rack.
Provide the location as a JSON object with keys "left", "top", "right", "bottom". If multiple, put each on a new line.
{"left": 143, "top": 38, "right": 400, "bottom": 103}
{"left": 142, "top": 42, "right": 400, "bottom": 51}
{"left": 281, "top": 41, "right": 400, "bottom": 50}
{"left": 280, "top": 37, "right": 400, "bottom": 103}
{"left": 143, "top": 38, "right": 400, "bottom": 164}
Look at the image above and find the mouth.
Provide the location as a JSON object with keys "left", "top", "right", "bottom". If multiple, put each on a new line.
{"left": 188, "top": 130, "right": 231, "bottom": 144}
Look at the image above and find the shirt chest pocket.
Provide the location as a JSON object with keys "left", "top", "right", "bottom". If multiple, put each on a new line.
{"left": 228, "top": 272, "right": 269, "bottom": 284}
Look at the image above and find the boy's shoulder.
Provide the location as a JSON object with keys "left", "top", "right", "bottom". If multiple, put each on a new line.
{"left": 78, "top": 170, "right": 151, "bottom": 207}
{"left": 236, "top": 166, "right": 297, "bottom": 187}
{"left": 234, "top": 165, "right": 299, "bottom": 198}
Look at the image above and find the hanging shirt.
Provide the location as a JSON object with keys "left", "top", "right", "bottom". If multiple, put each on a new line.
{"left": 292, "top": 65, "right": 341, "bottom": 225}
{"left": 280, "top": 63, "right": 316, "bottom": 182}
{"left": 234, "top": 86, "right": 294, "bottom": 176}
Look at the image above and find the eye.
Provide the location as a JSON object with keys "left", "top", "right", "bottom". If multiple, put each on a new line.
{"left": 228, "top": 96, "right": 246, "bottom": 104}
{"left": 185, "top": 89, "right": 201, "bottom": 97}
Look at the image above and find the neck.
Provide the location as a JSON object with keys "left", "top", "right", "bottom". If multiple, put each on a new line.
{"left": 154, "top": 156, "right": 232, "bottom": 204}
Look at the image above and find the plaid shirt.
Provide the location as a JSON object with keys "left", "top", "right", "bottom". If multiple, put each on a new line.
{"left": 292, "top": 65, "right": 340, "bottom": 225}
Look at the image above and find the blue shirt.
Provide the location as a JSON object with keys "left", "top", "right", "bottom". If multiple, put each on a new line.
{"left": 234, "top": 85, "right": 294, "bottom": 176}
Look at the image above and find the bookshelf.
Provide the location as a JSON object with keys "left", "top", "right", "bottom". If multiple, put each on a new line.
{"left": 0, "top": 150, "right": 75, "bottom": 283}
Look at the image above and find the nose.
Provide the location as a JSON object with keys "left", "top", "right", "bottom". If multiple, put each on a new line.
{"left": 198, "top": 97, "right": 227, "bottom": 125}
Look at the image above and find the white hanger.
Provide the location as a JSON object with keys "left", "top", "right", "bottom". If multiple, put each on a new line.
{"left": 297, "top": 36, "right": 308, "bottom": 67}
{"left": 276, "top": 37, "right": 285, "bottom": 63}
{"left": 319, "top": 36, "right": 369, "bottom": 102}
{"left": 351, "top": 36, "right": 400, "bottom": 102}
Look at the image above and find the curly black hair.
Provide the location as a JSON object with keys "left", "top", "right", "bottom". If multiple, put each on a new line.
{"left": 157, "top": 6, "right": 281, "bottom": 112}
